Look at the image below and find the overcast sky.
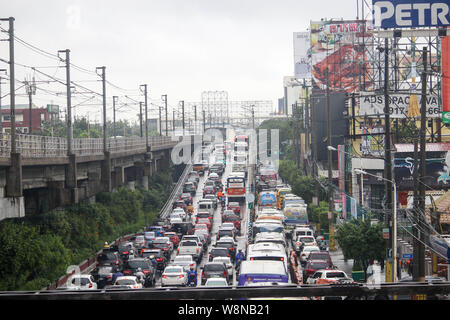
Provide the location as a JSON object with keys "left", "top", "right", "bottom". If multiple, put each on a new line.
{"left": 0, "top": 0, "right": 364, "bottom": 122}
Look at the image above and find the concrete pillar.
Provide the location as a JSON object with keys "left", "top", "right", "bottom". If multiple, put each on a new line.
{"left": 139, "top": 175, "right": 149, "bottom": 190}
{"left": 101, "top": 151, "right": 112, "bottom": 192}
{"left": 114, "top": 166, "right": 124, "bottom": 188}
{"left": 0, "top": 187, "right": 24, "bottom": 221}
{"left": 127, "top": 181, "right": 135, "bottom": 191}
{"left": 6, "top": 153, "right": 22, "bottom": 197}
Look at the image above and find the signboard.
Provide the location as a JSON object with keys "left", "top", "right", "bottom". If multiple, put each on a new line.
{"left": 46, "top": 104, "right": 60, "bottom": 113}
{"left": 443, "top": 35, "right": 450, "bottom": 123}
{"left": 403, "top": 253, "right": 414, "bottom": 259}
{"left": 310, "top": 20, "right": 374, "bottom": 93}
{"left": 373, "top": 1, "right": 450, "bottom": 29}
{"left": 383, "top": 228, "right": 390, "bottom": 239}
{"left": 293, "top": 32, "right": 312, "bottom": 79}
{"left": 358, "top": 92, "right": 440, "bottom": 118}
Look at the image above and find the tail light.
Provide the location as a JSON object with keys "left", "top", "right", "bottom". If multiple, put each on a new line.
{"left": 156, "top": 258, "right": 163, "bottom": 262}
{"left": 123, "top": 251, "right": 129, "bottom": 255}
{"left": 124, "top": 270, "right": 131, "bottom": 275}
{"left": 134, "top": 285, "right": 139, "bottom": 289}
{"left": 202, "top": 271, "right": 205, "bottom": 277}
{"left": 306, "top": 269, "right": 314, "bottom": 273}
{"left": 250, "top": 258, "right": 254, "bottom": 261}
{"left": 177, "top": 248, "right": 180, "bottom": 253}
{"left": 162, "top": 275, "right": 167, "bottom": 279}
{"left": 230, "top": 248, "right": 234, "bottom": 251}
{"left": 106, "top": 275, "right": 112, "bottom": 280}
{"left": 280, "top": 258, "right": 284, "bottom": 261}
{"left": 88, "top": 283, "right": 93, "bottom": 288}
{"left": 179, "top": 274, "right": 184, "bottom": 278}
{"left": 164, "top": 248, "right": 169, "bottom": 251}
{"left": 196, "top": 248, "right": 199, "bottom": 253}
{"left": 143, "top": 270, "right": 150, "bottom": 275}
{"left": 227, "top": 254, "right": 230, "bottom": 257}
{"left": 224, "top": 271, "right": 227, "bottom": 277}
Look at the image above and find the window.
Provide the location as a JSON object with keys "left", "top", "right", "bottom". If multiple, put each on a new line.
{"left": 3, "top": 115, "right": 11, "bottom": 121}
{"left": 312, "top": 272, "right": 322, "bottom": 279}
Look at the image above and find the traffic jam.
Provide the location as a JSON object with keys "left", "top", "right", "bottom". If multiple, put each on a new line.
{"left": 64, "top": 132, "right": 355, "bottom": 297}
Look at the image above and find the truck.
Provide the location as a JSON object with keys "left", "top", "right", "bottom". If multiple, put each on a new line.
{"left": 177, "top": 239, "right": 203, "bottom": 263}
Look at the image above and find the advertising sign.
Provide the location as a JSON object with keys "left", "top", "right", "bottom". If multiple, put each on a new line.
{"left": 293, "top": 32, "right": 312, "bottom": 79}
{"left": 358, "top": 92, "right": 440, "bottom": 118}
{"left": 373, "top": 0, "right": 450, "bottom": 29}
{"left": 443, "top": 35, "right": 450, "bottom": 123}
{"left": 310, "top": 20, "right": 374, "bottom": 93}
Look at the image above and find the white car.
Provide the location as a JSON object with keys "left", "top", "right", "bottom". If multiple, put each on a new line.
{"left": 300, "top": 246, "right": 321, "bottom": 265}
{"left": 306, "top": 269, "right": 352, "bottom": 285}
{"left": 294, "top": 235, "right": 317, "bottom": 253}
{"left": 161, "top": 266, "right": 188, "bottom": 287}
{"left": 212, "top": 257, "right": 233, "bottom": 277}
{"left": 171, "top": 255, "right": 197, "bottom": 272}
{"left": 170, "top": 217, "right": 183, "bottom": 225}
{"left": 65, "top": 274, "right": 97, "bottom": 290}
{"left": 208, "top": 172, "right": 219, "bottom": 181}
{"left": 114, "top": 276, "right": 143, "bottom": 289}
{"left": 204, "top": 278, "right": 229, "bottom": 287}
{"left": 172, "top": 208, "right": 186, "bottom": 220}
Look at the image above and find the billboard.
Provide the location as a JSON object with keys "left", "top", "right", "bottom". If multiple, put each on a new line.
{"left": 373, "top": 1, "right": 450, "bottom": 29}
{"left": 310, "top": 20, "right": 374, "bottom": 93}
{"left": 293, "top": 32, "right": 312, "bottom": 79}
{"left": 443, "top": 35, "right": 450, "bottom": 123}
{"left": 358, "top": 92, "right": 440, "bottom": 118}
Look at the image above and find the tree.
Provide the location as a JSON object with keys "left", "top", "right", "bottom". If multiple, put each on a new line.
{"left": 336, "top": 218, "right": 386, "bottom": 279}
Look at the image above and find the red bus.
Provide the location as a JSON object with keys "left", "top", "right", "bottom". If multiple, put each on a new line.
{"left": 226, "top": 176, "right": 246, "bottom": 203}
{"left": 234, "top": 135, "right": 249, "bottom": 144}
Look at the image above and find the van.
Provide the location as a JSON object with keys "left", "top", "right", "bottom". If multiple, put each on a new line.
{"left": 198, "top": 200, "right": 214, "bottom": 215}
{"left": 247, "top": 242, "right": 288, "bottom": 271}
{"left": 254, "top": 232, "right": 287, "bottom": 248}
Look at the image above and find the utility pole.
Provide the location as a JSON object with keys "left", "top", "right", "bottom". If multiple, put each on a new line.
{"left": 140, "top": 84, "right": 149, "bottom": 151}
{"left": 180, "top": 100, "right": 185, "bottom": 135}
{"left": 203, "top": 109, "right": 206, "bottom": 133}
{"left": 112, "top": 96, "right": 118, "bottom": 138}
{"left": 415, "top": 46, "right": 428, "bottom": 283}
{"left": 139, "top": 102, "right": 143, "bottom": 137}
{"left": 0, "top": 69, "right": 6, "bottom": 134}
{"left": 383, "top": 38, "right": 394, "bottom": 282}
{"left": 194, "top": 105, "right": 197, "bottom": 135}
{"left": 158, "top": 104, "right": 162, "bottom": 136}
{"left": 96, "top": 66, "right": 107, "bottom": 152}
{"left": 162, "top": 94, "right": 168, "bottom": 136}
{"left": 304, "top": 81, "right": 310, "bottom": 174}
{"left": 326, "top": 68, "right": 335, "bottom": 251}
{"left": 58, "top": 50, "right": 72, "bottom": 155}
{"left": 172, "top": 109, "right": 175, "bottom": 134}
{"left": 25, "top": 76, "right": 36, "bottom": 134}
{"left": 311, "top": 95, "right": 320, "bottom": 205}
{"left": 251, "top": 106, "right": 255, "bottom": 130}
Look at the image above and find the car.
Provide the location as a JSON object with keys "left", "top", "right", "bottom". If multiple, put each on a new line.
{"left": 197, "top": 218, "right": 212, "bottom": 231}
{"left": 144, "top": 232, "right": 157, "bottom": 245}
{"left": 308, "top": 251, "right": 333, "bottom": 268}
{"left": 221, "top": 222, "right": 236, "bottom": 231}
{"left": 201, "top": 262, "right": 230, "bottom": 285}
{"left": 303, "top": 260, "right": 331, "bottom": 283}
{"left": 141, "top": 248, "right": 167, "bottom": 272}
{"left": 227, "top": 202, "right": 241, "bottom": 214}
{"left": 173, "top": 199, "right": 187, "bottom": 210}
{"left": 193, "top": 163, "right": 205, "bottom": 175}
{"left": 222, "top": 210, "right": 235, "bottom": 217}
{"left": 196, "top": 211, "right": 213, "bottom": 222}
{"left": 170, "top": 217, "right": 183, "bottom": 225}
{"left": 194, "top": 231, "right": 209, "bottom": 249}
{"left": 153, "top": 237, "right": 174, "bottom": 252}
{"left": 186, "top": 176, "right": 199, "bottom": 188}
{"left": 172, "top": 208, "right": 186, "bottom": 218}
{"left": 133, "top": 235, "right": 146, "bottom": 250}
{"left": 194, "top": 223, "right": 209, "bottom": 233}
{"left": 66, "top": 274, "right": 98, "bottom": 290}
{"left": 147, "top": 225, "right": 165, "bottom": 236}
{"left": 171, "top": 255, "right": 197, "bottom": 272}
{"left": 188, "top": 171, "right": 200, "bottom": 183}
{"left": 113, "top": 276, "right": 143, "bottom": 289}
{"left": 163, "top": 232, "right": 179, "bottom": 248}
{"left": 217, "top": 227, "right": 235, "bottom": 241}
{"left": 203, "top": 194, "right": 218, "bottom": 209}
{"left": 194, "top": 229, "right": 211, "bottom": 246}
{"left": 208, "top": 172, "right": 220, "bottom": 181}
{"left": 215, "top": 238, "right": 237, "bottom": 262}
{"left": 204, "top": 278, "right": 229, "bottom": 287}
{"left": 212, "top": 257, "right": 234, "bottom": 277}
{"left": 92, "top": 265, "right": 115, "bottom": 289}
{"left": 221, "top": 213, "right": 241, "bottom": 232}
{"left": 209, "top": 247, "right": 230, "bottom": 261}
{"left": 122, "top": 258, "right": 156, "bottom": 287}
{"left": 201, "top": 160, "right": 209, "bottom": 171}
{"left": 97, "top": 251, "right": 120, "bottom": 268}
{"left": 150, "top": 240, "right": 172, "bottom": 259}
{"left": 203, "top": 185, "right": 216, "bottom": 196}
{"left": 183, "top": 182, "right": 197, "bottom": 196}
{"left": 307, "top": 269, "right": 353, "bottom": 285}
{"left": 300, "top": 246, "right": 321, "bottom": 265}
{"left": 161, "top": 265, "right": 188, "bottom": 287}
{"left": 181, "top": 193, "right": 193, "bottom": 206}
{"left": 117, "top": 242, "right": 135, "bottom": 262}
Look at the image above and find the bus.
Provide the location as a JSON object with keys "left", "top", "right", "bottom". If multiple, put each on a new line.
{"left": 226, "top": 176, "right": 246, "bottom": 203}
{"left": 258, "top": 191, "right": 277, "bottom": 208}
{"left": 238, "top": 260, "right": 288, "bottom": 286}
{"left": 276, "top": 187, "right": 292, "bottom": 209}
{"left": 235, "top": 135, "right": 249, "bottom": 144}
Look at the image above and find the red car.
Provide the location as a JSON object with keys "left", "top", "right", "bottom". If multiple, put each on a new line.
{"left": 303, "top": 260, "right": 331, "bottom": 283}
{"left": 173, "top": 200, "right": 186, "bottom": 210}
{"left": 194, "top": 224, "right": 209, "bottom": 233}
{"left": 163, "top": 232, "right": 179, "bottom": 248}
{"left": 222, "top": 214, "right": 241, "bottom": 230}
{"left": 227, "top": 202, "right": 241, "bottom": 214}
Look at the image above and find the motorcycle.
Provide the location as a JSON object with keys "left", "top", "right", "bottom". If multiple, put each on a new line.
{"left": 187, "top": 273, "right": 197, "bottom": 287}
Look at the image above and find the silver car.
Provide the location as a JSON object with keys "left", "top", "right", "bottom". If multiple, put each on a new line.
{"left": 171, "top": 255, "right": 197, "bottom": 272}
{"left": 212, "top": 257, "right": 233, "bottom": 277}
{"left": 161, "top": 266, "right": 187, "bottom": 287}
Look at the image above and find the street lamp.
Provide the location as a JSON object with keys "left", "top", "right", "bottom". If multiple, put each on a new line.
{"left": 355, "top": 169, "right": 398, "bottom": 283}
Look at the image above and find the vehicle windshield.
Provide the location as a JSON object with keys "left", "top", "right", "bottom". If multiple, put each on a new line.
{"left": 326, "top": 272, "right": 346, "bottom": 278}
{"left": 165, "top": 268, "right": 182, "bottom": 273}
{"left": 98, "top": 267, "right": 114, "bottom": 274}
{"left": 181, "top": 241, "right": 197, "bottom": 246}
{"left": 309, "top": 262, "right": 328, "bottom": 269}
{"left": 127, "top": 260, "right": 150, "bottom": 269}
{"left": 205, "top": 264, "right": 225, "bottom": 271}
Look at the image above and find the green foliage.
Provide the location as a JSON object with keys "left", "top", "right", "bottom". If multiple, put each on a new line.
{"left": 336, "top": 218, "right": 386, "bottom": 276}
{"left": 0, "top": 168, "right": 175, "bottom": 291}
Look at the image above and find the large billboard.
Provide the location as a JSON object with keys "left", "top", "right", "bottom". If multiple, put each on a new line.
{"left": 310, "top": 20, "right": 374, "bottom": 93}
{"left": 358, "top": 92, "right": 440, "bottom": 118}
{"left": 373, "top": 1, "right": 450, "bottom": 29}
{"left": 293, "top": 32, "right": 312, "bottom": 79}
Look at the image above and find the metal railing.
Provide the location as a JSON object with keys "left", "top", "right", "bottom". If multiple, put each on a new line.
{"left": 0, "top": 134, "right": 181, "bottom": 159}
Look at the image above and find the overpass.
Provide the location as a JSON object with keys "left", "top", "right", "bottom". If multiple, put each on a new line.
{"left": 0, "top": 133, "right": 201, "bottom": 221}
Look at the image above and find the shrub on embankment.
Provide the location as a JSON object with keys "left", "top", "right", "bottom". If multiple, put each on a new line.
{"left": 0, "top": 167, "right": 178, "bottom": 291}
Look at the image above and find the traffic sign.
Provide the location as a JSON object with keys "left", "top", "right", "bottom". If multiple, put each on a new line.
{"left": 383, "top": 228, "right": 390, "bottom": 240}
{"left": 403, "top": 253, "right": 413, "bottom": 259}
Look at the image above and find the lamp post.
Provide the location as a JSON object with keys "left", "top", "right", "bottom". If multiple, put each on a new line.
{"left": 355, "top": 169, "right": 397, "bottom": 283}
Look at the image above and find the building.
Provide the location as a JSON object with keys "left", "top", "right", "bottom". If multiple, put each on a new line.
{"left": 1, "top": 104, "right": 51, "bottom": 133}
